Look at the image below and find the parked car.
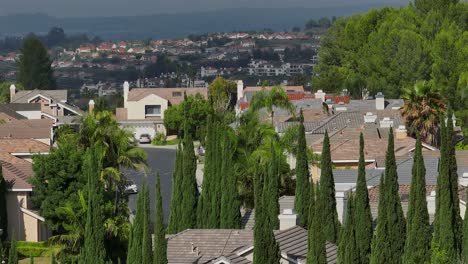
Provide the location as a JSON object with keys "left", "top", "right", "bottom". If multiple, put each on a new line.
{"left": 125, "top": 180, "right": 138, "bottom": 194}
{"left": 139, "top": 134, "right": 151, "bottom": 144}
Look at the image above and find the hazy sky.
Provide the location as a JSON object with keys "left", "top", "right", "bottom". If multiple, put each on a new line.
{"left": 1, "top": 0, "right": 408, "bottom": 17}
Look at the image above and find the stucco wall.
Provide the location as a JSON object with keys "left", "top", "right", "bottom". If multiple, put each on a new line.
{"left": 7, "top": 192, "right": 28, "bottom": 240}
{"left": 22, "top": 213, "right": 39, "bottom": 242}
{"left": 126, "top": 94, "right": 168, "bottom": 120}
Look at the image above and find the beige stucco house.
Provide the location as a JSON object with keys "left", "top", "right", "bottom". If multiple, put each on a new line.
{"left": 0, "top": 139, "right": 51, "bottom": 242}
{"left": 116, "top": 81, "right": 208, "bottom": 139}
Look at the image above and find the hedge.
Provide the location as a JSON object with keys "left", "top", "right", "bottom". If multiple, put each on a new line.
{"left": 16, "top": 241, "right": 59, "bottom": 257}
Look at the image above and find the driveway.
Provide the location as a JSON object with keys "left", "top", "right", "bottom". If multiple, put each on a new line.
{"left": 125, "top": 147, "right": 176, "bottom": 223}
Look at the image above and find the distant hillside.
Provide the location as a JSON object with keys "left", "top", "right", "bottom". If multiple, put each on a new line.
{"left": 0, "top": 5, "right": 405, "bottom": 40}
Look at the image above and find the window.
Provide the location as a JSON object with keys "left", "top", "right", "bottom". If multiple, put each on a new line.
{"left": 172, "top": 91, "right": 182, "bottom": 97}
{"left": 145, "top": 105, "right": 161, "bottom": 116}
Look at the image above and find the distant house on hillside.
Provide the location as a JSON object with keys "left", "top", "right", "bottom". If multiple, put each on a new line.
{"left": 116, "top": 82, "right": 208, "bottom": 139}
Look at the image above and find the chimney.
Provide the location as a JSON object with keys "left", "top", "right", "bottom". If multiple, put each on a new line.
{"left": 335, "top": 191, "right": 348, "bottom": 224}
{"left": 314, "top": 90, "right": 326, "bottom": 102}
{"left": 88, "top": 100, "right": 95, "bottom": 114}
{"left": 9, "top": 84, "right": 16, "bottom": 102}
{"left": 237, "top": 80, "right": 244, "bottom": 101}
{"left": 375, "top": 92, "right": 385, "bottom": 110}
{"left": 427, "top": 191, "right": 436, "bottom": 216}
{"left": 278, "top": 209, "right": 297, "bottom": 230}
{"left": 123, "top": 81, "right": 130, "bottom": 108}
{"left": 364, "top": 112, "right": 377, "bottom": 123}
{"left": 395, "top": 125, "right": 407, "bottom": 139}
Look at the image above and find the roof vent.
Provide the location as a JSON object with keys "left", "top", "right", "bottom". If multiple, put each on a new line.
{"left": 463, "top": 173, "right": 468, "bottom": 178}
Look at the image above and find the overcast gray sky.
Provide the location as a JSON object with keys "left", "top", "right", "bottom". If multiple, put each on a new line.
{"left": 0, "top": 0, "right": 408, "bottom": 17}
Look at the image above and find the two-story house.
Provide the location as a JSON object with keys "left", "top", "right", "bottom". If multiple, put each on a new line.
{"left": 116, "top": 81, "right": 208, "bottom": 139}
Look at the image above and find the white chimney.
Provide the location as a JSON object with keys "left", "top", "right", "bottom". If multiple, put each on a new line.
{"left": 375, "top": 92, "right": 385, "bottom": 110}
{"left": 395, "top": 125, "right": 407, "bottom": 139}
{"left": 335, "top": 191, "right": 347, "bottom": 224}
{"left": 427, "top": 191, "right": 436, "bottom": 216}
{"left": 88, "top": 100, "right": 95, "bottom": 114}
{"left": 237, "top": 80, "right": 244, "bottom": 101}
{"left": 123, "top": 81, "right": 130, "bottom": 108}
{"left": 278, "top": 209, "right": 297, "bottom": 230}
{"left": 315, "top": 90, "right": 326, "bottom": 102}
{"left": 9, "top": 84, "right": 16, "bottom": 102}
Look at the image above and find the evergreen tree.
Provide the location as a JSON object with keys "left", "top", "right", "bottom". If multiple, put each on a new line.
{"left": 318, "top": 131, "right": 340, "bottom": 243}
{"left": 432, "top": 115, "right": 462, "bottom": 261}
{"left": 0, "top": 170, "right": 8, "bottom": 241}
{"left": 307, "top": 182, "right": 327, "bottom": 264}
{"left": 402, "top": 134, "right": 431, "bottom": 263}
{"left": 154, "top": 172, "right": 168, "bottom": 264}
{"left": 17, "top": 36, "right": 56, "bottom": 90}
{"left": 7, "top": 234, "right": 17, "bottom": 264}
{"left": 167, "top": 143, "right": 182, "bottom": 234}
{"left": 50, "top": 254, "right": 56, "bottom": 264}
{"left": 294, "top": 109, "right": 310, "bottom": 227}
{"left": 264, "top": 141, "right": 279, "bottom": 230}
{"left": 354, "top": 133, "right": 372, "bottom": 264}
{"left": 253, "top": 164, "right": 280, "bottom": 264}
{"left": 338, "top": 194, "right": 359, "bottom": 264}
{"left": 209, "top": 123, "right": 223, "bottom": 229}
{"left": 220, "top": 130, "right": 241, "bottom": 229}
{"left": 463, "top": 188, "right": 468, "bottom": 263}
{"left": 370, "top": 128, "right": 405, "bottom": 264}
{"left": 127, "top": 185, "right": 144, "bottom": 264}
{"left": 79, "top": 148, "right": 106, "bottom": 264}
{"left": 29, "top": 256, "right": 34, "bottom": 264}
{"left": 178, "top": 109, "right": 198, "bottom": 231}
{"left": 141, "top": 185, "right": 153, "bottom": 264}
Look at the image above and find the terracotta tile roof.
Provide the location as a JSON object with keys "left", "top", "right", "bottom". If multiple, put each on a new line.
{"left": 0, "top": 119, "right": 53, "bottom": 139}
{"left": 325, "top": 95, "right": 350, "bottom": 104}
{"left": 127, "top": 87, "right": 208, "bottom": 105}
{"left": 243, "top": 86, "right": 304, "bottom": 93}
{"left": 0, "top": 139, "right": 50, "bottom": 153}
{"left": 2, "top": 160, "right": 33, "bottom": 190}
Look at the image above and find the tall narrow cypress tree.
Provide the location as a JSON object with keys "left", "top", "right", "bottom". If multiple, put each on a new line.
{"left": 295, "top": 109, "right": 310, "bottom": 227}
{"left": 141, "top": 185, "right": 153, "bottom": 264}
{"left": 265, "top": 141, "right": 279, "bottom": 230}
{"left": 179, "top": 115, "right": 198, "bottom": 230}
{"left": 354, "top": 133, "right": 372, "bottom": 264}
{"left": 127, "top": 184, "right": 144, "bottom": 264}
{"left": 338, "top": 194, "right": 359, "bottom": 264}
{"left": 29, "top": 256, "right": 34, "bottom": 264}
{"left": 220, "top": 130, "right": 241, "bottom": 229}
{"left": 318, "top": 130, "right": 340, "bottom": 244}
{"left": 370, "top": 128, "right": 405, "bottom": 264}
{"left": 79, "top": 148, "right": 106, "bottom": 264}
{"left": 432, "top": 114, "right": 462, "bottom": 261}
{"left": 167, "top": 143, "right": 182, "bottom": 234}
{"left": 154, "top": 172, "right": 168, "bottom": 264}
{"left": 402, "top": 134, "right": 431, "bottom": 263}
{"left": 307, "top": 182, "right": 327, "bottom": 264}
{"left": 209, "top": 122, "right": 223, "bottom": 229}
{"left": 462, "top": 188, "right": 468, "bottom": 263}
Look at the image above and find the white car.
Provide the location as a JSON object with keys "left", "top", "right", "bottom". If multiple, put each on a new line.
{"left": 139, "top": 134, "right": 151, "bottom": 144}
{"left": 125, "top": 181, "right": 138, "bottom": 194}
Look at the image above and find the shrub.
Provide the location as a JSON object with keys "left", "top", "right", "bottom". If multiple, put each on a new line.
{"left": 152, "top": 133, "right": 167, "bottom": 145}
{"left": 16, "top": 241, "right": 59, "bottom": 257}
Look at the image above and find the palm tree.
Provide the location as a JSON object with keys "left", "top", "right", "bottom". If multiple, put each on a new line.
{"left": 249, "top": 85, "right": 294, "bottom": 125}
{"left": 401, "top": 80, "right": 447, "bottom": 145}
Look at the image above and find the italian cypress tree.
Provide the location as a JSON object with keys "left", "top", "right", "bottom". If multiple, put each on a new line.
{"left": 294, "top": 109, "right": 310, "bottom": 227}
{"left": 209, "top": 122, "right": 223, "bottom": 229}
{"left": 154, "top": 172, "right": 168, "bottom": 264}
{"left": 432, "top": 114, "right": 462, "bottom": 261}
{"left": 179, "top": 114, "right": 199, "bottom": 231}
{"left": 370, "top": 128, "right": 405, "bottom": 264}
{"left": 0, "top": 170, "right": 8, "bottom": 241}
{"left": 142, "top": 185, "right": 153, "bottom": 264}
{"left": 354, "top": 133, "right": 372, "bottom": 264}
{"left": 318, "top": 130, "right": 340, "bottom": 244}
{"left": 402, "top": 134, "right": 431, "bottom": 264}
{"left": 463, "top": 188, "right": 468, "bottom": 263}
{"left": 8, "top": 234, "right": 17, "bottom": 264}
{"left": 220, "top": 130, "right": 241, "bottom": 229}
{"left": 307, "top": 181, "right": 327, "bottom": 264}
{"left": 253, "top": 164, "right": 280, "bottom": 264}
{"left": 50, "top": 254, "right": 56, "bottom": 264}
{"left": 79, "top": 148, "right": 106, "bottom": 264}
{"left": 265, "top": 141, "right": 280, "bottom": 230}
{"left": 338, "top": 194, "right": 359, "bottom": 264}
{"left": 30, "top": 256, "right": 34, "bottom": 264}
{"left": 167, "top": 143, "right": 182, "bottom": 234}
{"left": 127, "top": 185, "right": 144, "bottom": 264}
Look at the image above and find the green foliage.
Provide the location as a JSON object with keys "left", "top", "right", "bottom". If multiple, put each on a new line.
{"left": 17, "top": 36, "right": 56, "bottom": 89}
{"left": 167, "top": 143, "right": 183, "bottom": 234}
{"left": 0, "top": 82, "right": 24, "bottom": 104}
{"left": 307, "top": 183, "right": 327, "bottom": 264}
{"left": 152, "top": 132, "right": 167, "bottom": 145}
{"left": 338, "top": 194, "right": 359, "bottom": 264}
{"left": 294, "top": 110, "right": 310, "bottom": 227}
{"left": 462, "top": 188, "right": 468, "bottom": 263}
{"left": 154, "top": 172, "right": 167, "bottom": 264}
{"left": 128, "top": 184, "right": 152, "bottom": 264}
{"left": 318, "top": 131, "right": 340, "bottom": 244}
{"left": 208, "top": 77, "right": 237, "bottom": 112}
{"left": 249, "top": 85, "right": 294, "bottom": 125}
{"left": 50, "top": 254, "right": 56, "bottom": 264}
{"left": 0, "top": 170, "right": 7, "bottom": 242}
{"left": 8, "top": 236, "right": 18, "bottom": 264}
{"left": 16, "top": 242, "right": 57, "bottom": 258}
{"left": 402, "top": 135, "right": 431, "bottom": 263}
{"left": 370, "top": 129, "right": 406, "bottom": 264}
{"left": 354, "top": 134, "right": 372, "bottom": 264}
{"left": 30, "top": 256, "right": 34, "bottom": 264}
{"left": 264, "top": 141, "right": 280, "bottom": 230}
{"left": 163, "top": 93, "right": 210, "bottom": 141}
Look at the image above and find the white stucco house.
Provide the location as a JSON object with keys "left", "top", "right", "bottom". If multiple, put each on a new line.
{"left": 116, "top": 81, "right": 208, "bottom": 139}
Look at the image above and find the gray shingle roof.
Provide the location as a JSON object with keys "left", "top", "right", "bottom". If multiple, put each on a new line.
{"left": 274, "top": 226, "right": 338, "bottom": 264}
{"left": 346, "top": 99, "right": 403, "bottom": 112}
{"left": 11, "top": 89, "right": 68, "bottom": 103}
{"left": 311, "top": 111, "right": 363, "bottom": 134}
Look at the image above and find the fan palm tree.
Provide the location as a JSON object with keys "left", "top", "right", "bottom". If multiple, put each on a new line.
{"left": 401, "top": 80, "right": 447, "bottom": 145}
{"left": 249, "top": 85, "right": 295, "bottom": 125}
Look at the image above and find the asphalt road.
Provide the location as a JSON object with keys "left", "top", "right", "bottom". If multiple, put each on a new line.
{"left": 125, "top": 147, "right": 176, "bottom": 223}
